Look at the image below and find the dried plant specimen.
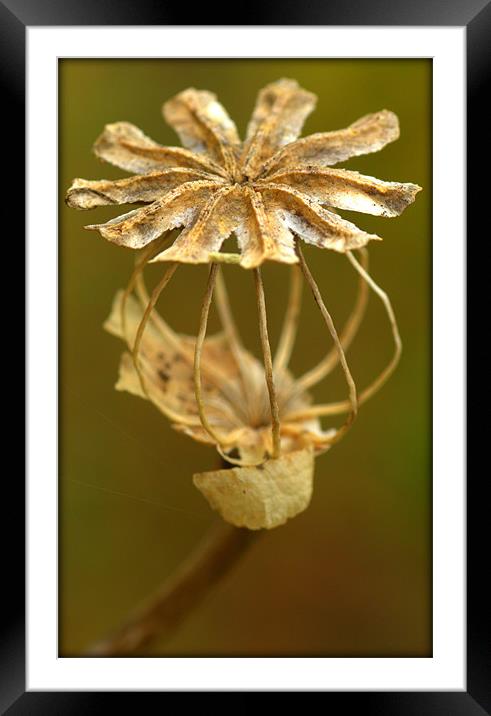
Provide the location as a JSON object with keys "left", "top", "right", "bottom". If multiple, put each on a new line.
{"left": 104, "top": 281, "right": 324, "bottom": 528}
{"left": 66, "top": 79, "right": 420, "bottom": 268}
{"left": 103, "top": 242, "right": 398, "bottom": 528}
{"left": 67, "top": 79, "right": 421, "bottom": 529}
{"left": 105, "top": 279, "right": 333, "bottom": 461}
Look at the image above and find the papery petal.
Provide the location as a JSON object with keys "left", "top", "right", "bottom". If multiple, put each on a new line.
{"left": 151, "top": 186, "right": 243, "bottom": 264}
{"left": 258, "top": 183, "right": 381, "bottom": 252}
{"left": 93, "top": 121, "right": 226, "bottom": 176}
{"left": 193, "top": 447, "right": 315, "bottom": 529}
{"left": 85, "top": 180, "right": 219, "bottom": 248}
{"left": 241, "top": 79, "right": 317, "bottom": 179}
{"left": 66, "top": 169, "right": 224, "bottom": 209}
{"left": 235, "top": 188, "right": 298, "bottom": 268}
{"left": 163, "top": 89, "right": 240, "bottom": 175}
{"left": 263, "top": 167, "right": 421, "bottom": 217}
{"left": 104, "top": 291, "right": 241, "bottom": 428}
{"left": 264, "top": 110, "right": 400, "bottom": 173}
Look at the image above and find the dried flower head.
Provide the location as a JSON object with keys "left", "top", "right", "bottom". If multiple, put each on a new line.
{"left": 68, "top": 79, "right": 421, "bottom": 529}
{"left": 66, "top": 78, "right": 420, "bottom": 268}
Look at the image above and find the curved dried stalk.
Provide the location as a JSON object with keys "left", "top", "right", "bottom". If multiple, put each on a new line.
{"left": 194, "top": 264, "right": 234, "bottom": 448}
{"left": 214, "top": 269, "right": 245, "bottom": 352}
{"left": 293, "top": 247, "right": 369, "bottom": 395}
{"left": 134, "top": 270, "right": 186, "bottom": 353}
{"left": 133, "top": 268, "right": 250, "bottom": 424}
{"left": 253, "top": 268, "right": 281, "bottom": 459}
{"left": 296, "top": 244, "right": 357, "bottom": 446}
{"left": 121, "top": 231, "right": 173, "bottom": 345}
{"left": 273, "top": 264, "right": 303, "bottom": 375}
{"left": 285, "top": 250, "right": 401, "bottom": 422}
{"left": 345, "top": 249, "right": 402, "bottom": 404}
{"left": 129, "top": 262, "right": 207, "bottom": 428}
{"left": 132, "top": 263, "right": 178, "bottom": 386}
{"left": 214, "top": 269, "right": 255, "bottom": 422}
{"left": 87, "top": 520, "right": 260, "bottom": 657}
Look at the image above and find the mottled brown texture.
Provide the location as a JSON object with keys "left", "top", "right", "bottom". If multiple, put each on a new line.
{"left": 66, "top": 79, "right": 421, "bottom": 268}
{"left": 105, "top": 287, "right": 335, "bottom": 466}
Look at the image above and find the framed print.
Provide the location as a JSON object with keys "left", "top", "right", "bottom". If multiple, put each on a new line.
{"left": 5, "top": 0, "right": 484, "bottom": 710}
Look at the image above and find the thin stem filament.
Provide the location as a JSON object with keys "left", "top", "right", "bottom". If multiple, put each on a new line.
{"left": 285, "top": 250, "right": 401, "bottom": 423}
{"left": 194, "top": 264, "right": 231, "bottom": 448}
{"left": 132, "top": 263, "right": 178, "bottom": 397}
{"left": 253, "top": 267, "right": 281, "bottom": 459}
{"left": 345, "top": 249, "right": 402, "bottom": 405}
{"left": 293, "top": 247, "right": 369, "bottom": 395}
{"left": 296, "top": 243, "right": 357, "bottom": 446}
{"left": 273, "top": 264, "right": 303, "bottom": 376}
{"left": 121, "top": 231, "right": 172, "bottom": 345}
{"left": 214, "top": 268, "right": 254, "bottom": 423}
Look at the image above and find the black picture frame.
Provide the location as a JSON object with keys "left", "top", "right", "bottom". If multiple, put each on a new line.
{"left": 6, "top": 1, "right": 483, "bottom": 711}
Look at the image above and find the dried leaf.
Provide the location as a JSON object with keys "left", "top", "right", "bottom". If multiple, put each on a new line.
{"left": 193, "top": 447, "right": 315, "bottom": 529}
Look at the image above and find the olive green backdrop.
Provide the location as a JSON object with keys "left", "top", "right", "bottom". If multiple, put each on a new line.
{"left": 59, "top": 59, "right": 431, "bottom": 656}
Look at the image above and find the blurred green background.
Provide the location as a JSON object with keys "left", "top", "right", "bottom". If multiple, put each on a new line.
{"left": 59, "top": 59, "right": 431, "bottom": 656}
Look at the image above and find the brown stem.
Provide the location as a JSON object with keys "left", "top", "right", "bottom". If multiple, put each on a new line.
{"left": 132, "top": 263, "right": 178, "bottom": 397}
{"left": 194, "top": 263, "right": 232, "bottom": 447}
{"left": 285, "top": 250, "right": 401, "bottom": 423}
{"left": 273, "top": 264, "right": 303, "bottom": 375}
{"left": 86, "top": 521, "right": 259, "bottom": 657}
{"left": 121, "top": 231, "right": 173, "bottom": 346}
{"left": 296, "top": 243, "right": 358, "bottom": 447}
{"left": 293, "top": 247, "right": 369, "bottom": 394}
{"left": 253, "top": 267, "right": 281, "bottom": 459}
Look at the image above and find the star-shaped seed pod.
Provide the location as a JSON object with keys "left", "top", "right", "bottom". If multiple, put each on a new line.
{"left": 66, "top": 78, "right": 421, "bottom": 268}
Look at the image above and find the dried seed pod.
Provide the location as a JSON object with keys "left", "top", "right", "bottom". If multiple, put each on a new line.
{"left": 66, "top": 78, "right": 421, "bottom": 268}
{"left": 70, "top": 79, "right": 420, "bottom": 526}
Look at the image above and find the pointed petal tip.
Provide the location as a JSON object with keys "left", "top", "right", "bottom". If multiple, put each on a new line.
{"left": 384, "top": 181, "right": 423, "bottom": 216}
{"left": 66, "top": 187, "right": 108, "bottom": 211}
{"left": 360, "top": 108, "right": 400, "bottom": 139}
{"left": 379, "top": 108, "right": 400, "bottom": 123}
{"left": 405, "top": 181, "right": 423, "bottom": 201}
{"left": 65, "top": 191, "right": 78, "bottom": 209}
{"left": 65, "top": 179, "right": 87, "bottom": 208}
{"left": 264, "top": 77, "right": 316, "bottom": 98}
